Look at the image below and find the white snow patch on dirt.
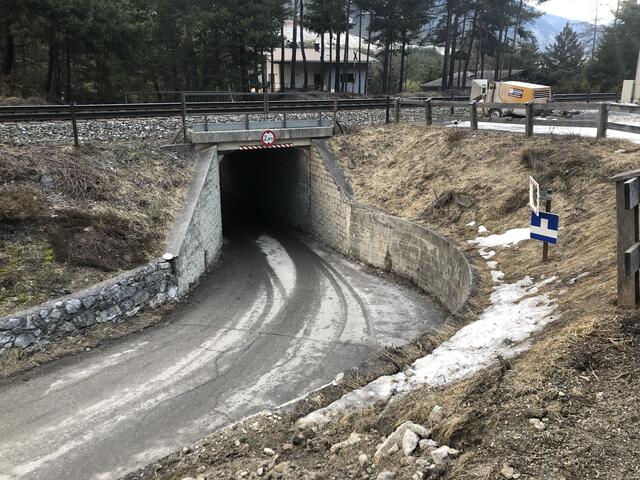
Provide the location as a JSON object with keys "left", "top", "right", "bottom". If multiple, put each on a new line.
{"left": 298, "top": 227, "right": 558, "bottom": 428}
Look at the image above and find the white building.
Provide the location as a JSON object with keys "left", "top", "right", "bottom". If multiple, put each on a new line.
{"left": 267, "top": 46, "right": 376, "bottom": 94}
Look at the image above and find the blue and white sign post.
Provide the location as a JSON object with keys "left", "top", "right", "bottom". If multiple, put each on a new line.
{"left": 529, "top": 184, "right": 559, "bottom": 261}
{"left": 530, "top": 211, "right": 559, "bottom": 244}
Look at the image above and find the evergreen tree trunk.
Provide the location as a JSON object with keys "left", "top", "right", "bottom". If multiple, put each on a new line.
{"left": 334, "top": 30, "right": 341, "bottom": 92}
{"left": 291, "top": 0, "right": 299, "bottom": 89}
{"left": 462, "top": 5, "right": 478, "bottom": 88}
{"left": 508, "top": 0, "right": 525, "bottom": 77}
{"left": 448, "top": 12, "right": 459, "bottom": 88}
{"left": 300, "top": 0, "right": 308, "bottom": 90}
{"left": 398, "top": 30, "right": 407, "bottom": 93}
{"left": 280, "top": 23, "right": 286, "bottom": 91}
{"left": 364, "top": 13, "right": 372, "bottom": 94}
{"left": 342, "top": 0, "right": 351, "bottom": 93}
{"left": 358, "top": 9, "right": 362, "bottom": 95}
{"left": 441, "top": 0, "right": 453, "bottom": 91}
{"left": 320, "top": 33, "right": 325, "bottom": 90}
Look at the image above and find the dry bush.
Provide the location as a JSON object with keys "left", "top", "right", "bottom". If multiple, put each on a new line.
{"left": 47, "top": 209, "right": 152, "bottom": 271}
{"left": 446, "top": 128, "right": 467, "bottom": 144}
{"left": 0, "top": 184, "right": 45, "bottom": 221}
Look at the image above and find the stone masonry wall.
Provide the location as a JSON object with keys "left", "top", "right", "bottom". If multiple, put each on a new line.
{"left": 309, "top": 141, "right": 351, "bottom": 254}
{"left": 310, "top": 139, "right": 473, "bottom": 314}
{"left": 0, "top": 259, "right": 176, "bottom": 357}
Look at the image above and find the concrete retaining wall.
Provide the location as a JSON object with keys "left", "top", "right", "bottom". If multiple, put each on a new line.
{"left": 166, "top": 145, "right": 223, "bottom": 293}
{"left": 0, "top": 259, "right": 176, "bottom": 356}
{"left": 310, "top": 139, "right": 472, "bottom": 314}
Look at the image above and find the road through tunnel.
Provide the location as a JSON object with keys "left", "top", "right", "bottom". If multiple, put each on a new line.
{"left": 219, "top": 147, "right": 310, "bottom": 235}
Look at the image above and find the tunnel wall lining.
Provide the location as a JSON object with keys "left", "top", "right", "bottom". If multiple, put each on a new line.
{"left": 310, "top": 139, "right": 473, "bottom": 314}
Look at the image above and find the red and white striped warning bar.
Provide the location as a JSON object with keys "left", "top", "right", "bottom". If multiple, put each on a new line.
{"left": 237, "top": 143, "right": 294, "bottom": 151}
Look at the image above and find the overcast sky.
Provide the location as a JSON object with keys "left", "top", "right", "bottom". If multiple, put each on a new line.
{"left": 530, "top": 0, "right": 625, "bottom": 23}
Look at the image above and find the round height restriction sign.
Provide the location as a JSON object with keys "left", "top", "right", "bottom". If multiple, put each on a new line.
{"left": 260, "top": 129, "right": 276, "bottom": 146}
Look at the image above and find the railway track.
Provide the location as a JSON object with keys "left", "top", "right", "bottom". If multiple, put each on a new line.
{"left": 0, "top": 92, "right": 620, "bottom": 123}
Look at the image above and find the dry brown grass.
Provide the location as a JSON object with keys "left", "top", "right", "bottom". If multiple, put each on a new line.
{"left": 328, "top": 125, "right": 640, "bottom": 478}
{"left": 0, "top": 142, "right": 193, "bottom": 316}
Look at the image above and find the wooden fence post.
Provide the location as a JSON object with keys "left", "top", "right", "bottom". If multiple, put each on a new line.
{"left": 394, "top": 98, "right": 401, "bottom": 124}
{"left": 611, "top": 169, "right": 640, "bottom": 308}
{"left": 181, "top": 92, "right": 188, "bottom": 142}
{"left": 70, "top": 101, "right": 79, "bottom": 147}
{"left": 597, "top": 103, "right": 608, "bottom": 139}
{"left": 426, "top": 99, "right": 432, "bottom": 126}
{"left": 525, "top": 101, "right": 534, "bottom": 137}
{"left": 470, "top": 101, "right": 478, "bottom": 131}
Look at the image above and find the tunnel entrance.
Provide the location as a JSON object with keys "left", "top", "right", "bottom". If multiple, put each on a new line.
{"left": 219, "top": 147, "right": 310, "bottom": 235}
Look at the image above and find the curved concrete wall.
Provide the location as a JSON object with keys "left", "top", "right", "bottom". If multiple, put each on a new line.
{"left": 310, "top": 139, "right": 472, "bottom": 314}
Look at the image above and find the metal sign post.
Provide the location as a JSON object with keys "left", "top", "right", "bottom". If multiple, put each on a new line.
{"left": 541, "top": 190, "right": 553, "bottom": 261}
{"left": 529, "top": 178, "right": 559, "bottom": 261}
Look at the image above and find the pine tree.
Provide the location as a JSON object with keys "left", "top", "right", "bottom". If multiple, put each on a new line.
{"left": 542, "top": 23, "right": 584, "bottom": 84}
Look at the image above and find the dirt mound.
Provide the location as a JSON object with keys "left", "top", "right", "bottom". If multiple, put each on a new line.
{"left": 0, "top": 143, "right": 192, "bottom": 316}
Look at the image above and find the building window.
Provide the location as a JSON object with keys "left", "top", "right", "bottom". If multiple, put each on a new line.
{"left": 340, "top": 73, "right": 355, "bottom": 83}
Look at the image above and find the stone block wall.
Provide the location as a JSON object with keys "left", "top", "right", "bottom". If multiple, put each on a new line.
{"left": 167, "top": 145, "right": 223, "bottom": 293}
{"left": 309, "top": 139, "right": 473, "bottom": 314}
{"left": 309, "top": 141, "right": 351, "bottom": 254}
{"left": 0, "top": 259, "right": 176, "bottom": 356}
{"left": 349, "top": 207, "right": 472, "bottom": 313}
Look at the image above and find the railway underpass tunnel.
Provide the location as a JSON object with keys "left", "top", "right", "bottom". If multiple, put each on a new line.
{"left": 219, "top": 147, "right": 311, "bottom": 238}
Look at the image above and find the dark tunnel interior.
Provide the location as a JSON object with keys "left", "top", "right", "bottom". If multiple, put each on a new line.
{"left": 219, "top": 147, "right": 310, "bottom": 235}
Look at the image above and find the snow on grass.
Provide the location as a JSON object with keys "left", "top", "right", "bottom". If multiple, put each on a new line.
{"left": 448, "top": 121, "right": 640, "bottom": 144}
{"left": 478, "top": 225, "right": 488, "bottom": 233}
{"left": 468, "top": 228, "right": 530, "bottom": 249}
{"left": 297, "top": 227, "right": 558, "bottom": 428}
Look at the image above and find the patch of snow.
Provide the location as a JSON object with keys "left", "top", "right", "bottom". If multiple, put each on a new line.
{"left": 469, "top": 228, "right": 530, "bottom": 249}
{"left": 256, "top": 235, "right": 297, "bottom": 296}
{"left": 466, "top": 221, "right": 476, "bottom": 227}
{"left": 448, "top": 121, "right": 640, "bottom": 144}
{"left": 298, "top": 275, "right": 558, "bottom": 427}
{"left": 479, "top": 249, "right": 496, "bottom": 260}
{"left": 478, "top": 225, "right": 488, "bottom": 233}
{"left": 568, "top": 272, "right": 590, "bottom": 285}
{"left": 491, "top": 270, "right": 505, "bottom": 282}
{"left": 486, "top": 261, "right": 498, "bottom": 270}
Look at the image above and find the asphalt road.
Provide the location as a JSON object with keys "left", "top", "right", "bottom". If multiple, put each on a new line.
{"left": 0, "top": 226, "right": 445, "bottom": 480}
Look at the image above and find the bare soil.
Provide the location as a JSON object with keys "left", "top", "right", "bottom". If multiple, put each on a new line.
{"left": 0, "top": 142, "right": 193, "bottom": 316}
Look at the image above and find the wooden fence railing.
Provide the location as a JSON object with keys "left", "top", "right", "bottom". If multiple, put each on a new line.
{"left": 392, "top": 98, "right": 640, "bottom": 140}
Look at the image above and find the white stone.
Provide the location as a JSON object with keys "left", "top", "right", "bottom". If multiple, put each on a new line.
{"left": 428, "top": 405, "right": 443, "bottom": 425}
{"left": 419, "top": 439, "right": 438, "bottom": 451}
{"left": 430, "top": 445, "right": 458, "bottom": 464}
{"left": 377, "top": 472, "right": 395, "bottom": 480}
{"left": 402, "top": 430, "right": 420, "bottom": 456}
{"left": 65, "top": 298, "right": 82, "bottom": 314}
{"left": 263, "top": 447, "right": 276, "bottom": 456}
{"left": 358, "top": 453, "right": 369, "bottom": 466}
